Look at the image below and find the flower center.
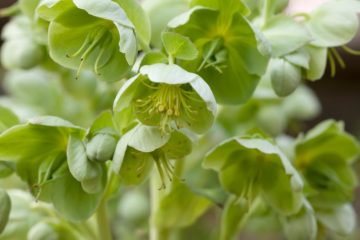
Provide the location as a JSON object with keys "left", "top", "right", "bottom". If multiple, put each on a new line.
{"left": 66, "top": 26, "right": 114, "bottom": 79}
{"left": 135, "top": 82, "right": 199, "bottom": 133}
{"left": 197, "top": 37, "right": 228, "bottom": 73}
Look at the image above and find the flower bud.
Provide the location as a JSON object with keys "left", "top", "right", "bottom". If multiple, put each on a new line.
{"left": 86, "top": 133, "right": 117, "bottom": 162}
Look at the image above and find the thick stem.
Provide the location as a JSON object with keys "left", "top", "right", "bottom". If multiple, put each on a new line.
{"left": 149, "top": 174, "right": 169, "bottom": 240}
{"left": 96, "top": 199, "right": 112, "bottom": 240}
{"left": 95, "top": 172, "right": 116, "bottom": 240}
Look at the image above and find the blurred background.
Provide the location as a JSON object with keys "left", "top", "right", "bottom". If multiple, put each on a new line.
{"left": 0, "top": 0, "right": 360, "bottom": 239}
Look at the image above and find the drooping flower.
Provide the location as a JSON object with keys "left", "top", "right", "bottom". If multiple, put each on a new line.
{"left": 113, "top": 63, "right": 217, "bottom": 134}
{"left": 112, "top": 124, "right": 192, "bottom": 189}
{"left": 167, "top": 1, "right": 270, "bottom": 104}
{"left": 204, "top": 133, "right": 304, "bottom": 215}
{"left": 37, "top": 0, "right": 151, "bottom": 82}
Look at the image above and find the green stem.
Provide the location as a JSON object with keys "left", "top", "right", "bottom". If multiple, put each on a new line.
{"left": 95, "top": 172, "right": 116, "bottom": 240}
{"left": 262, "top": 0, "right": 272, "bottom": 28}
{"left": 96, "top": 199, "right": 112, "bottom": 240}
{"left": 0, "top": 3, "right": 20, "bottom": 17}
{"left": 150, "top": 174, "right": 169, "bottom": 240}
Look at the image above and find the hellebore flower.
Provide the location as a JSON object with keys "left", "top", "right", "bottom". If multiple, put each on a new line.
{"left": 294, "top": 120, "right": 360, "bottom": 208}
{"left": 113, "top": 63, "right": 217, "bottom": 134}
{"left": 37, "top": 0, "right": 151, "bottom": 82}
{"left": 167, "top": 1, "right": 269, "bottom": 104}
{"left": 204, "top": 133, "right": 304, "bottom": 215}
{"left": 112, "top": 124, "right": 192, "bottom": 189}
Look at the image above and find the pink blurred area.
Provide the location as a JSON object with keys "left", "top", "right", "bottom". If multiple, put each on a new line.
{"left": 286, "top": 0, "right": 328, "bottom": 13}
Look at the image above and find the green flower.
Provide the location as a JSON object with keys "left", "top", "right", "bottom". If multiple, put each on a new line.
{"left": 294, "top": 120, "right": 360, "bottom": 208}
{"left": 113, "top": 63, "right": 217, "bottom": 134}
{"left": 37, "top": 0, "right": 150, "bottom": 82}
{"left": 204, "top": 133, "right": 303, "bottom": 215}
{"left": 167, "top": 2, "right": 269, "bottom": 104}
{"left": 112, "top": 124, "right": 192, "bottom": 189}
{"left": 1, "top": 16, "right": 46, "bottom": 70}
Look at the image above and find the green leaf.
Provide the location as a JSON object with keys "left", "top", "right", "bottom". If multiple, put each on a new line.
{"left": 0, "top": 189, "right": 11, "bottom": 234}
{"left": 154, "top": 182, "right": 211, "bottom": 228}
{"left": 0, "top": 117, "right": 84, "bottom": 185}
{"left": 306, "top": 0, "right": 360, "bottom": 47}
{"left": 316, "top": 204, "right": 356, "bottom": 236}
{"left": 0, "top": 105, "right": 19, "bottom": 133}
{"left": 42, "top": 168, "right": 103, "bottom": 221}
{"left": 161, "top": 32, "right": 198, "bottom": 60}
{"left": 263, "top": 15, "right": 311, "bottom": 57}
{"left": 270, "top": 58, "right": 302, "bottom": 97}
{"left": 81, "top": 164, "right": 107, "bottom": 194}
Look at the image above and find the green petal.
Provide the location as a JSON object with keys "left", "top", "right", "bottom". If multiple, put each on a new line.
{"left": 263, "top": 15, "right": 311, "bottom": 57}
{"left": 316, "top": 204, "right": 356, "bottom": 236}
{"left": 295, "top": 120, "right": 360, "bottom": 165}
{"left": 73, "top": 0, "right": 133, "bottom": 28}
{"left": 127, "top": 125, "right": 170, "bottom": 153}
{"left": 112, "top": 124, "right": 170, "bottom": 173}
{"left": 303, "top": 154, "right": 357, "bottom": 207}
{"left": 281, "top": 199, "right": 317, "bottom": 240}
{"left": 48, "top": 21, "right": 131, "bottom": 82}
{"left": 205, "top": 136, "right": 303, "bottom": 214}
{"left": 154, "top": 182, "right": 211, "bottom": 228}
{"left": 306, "top": 0, "right": 360, "bottom": 47}
{"left": 119, "top": 148, "right": 153, "bottom": 186}
{"left": 305, "top": 46, "right": 327, "bottom": 81}
{"left": 170, "top": 8, "right": 269, "bottom": 104}
{"left": 161, "top": 131, "right": 192, "bottom": 159}
{"left": 114, "top": 0, "right": 151, "bottom": 47}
